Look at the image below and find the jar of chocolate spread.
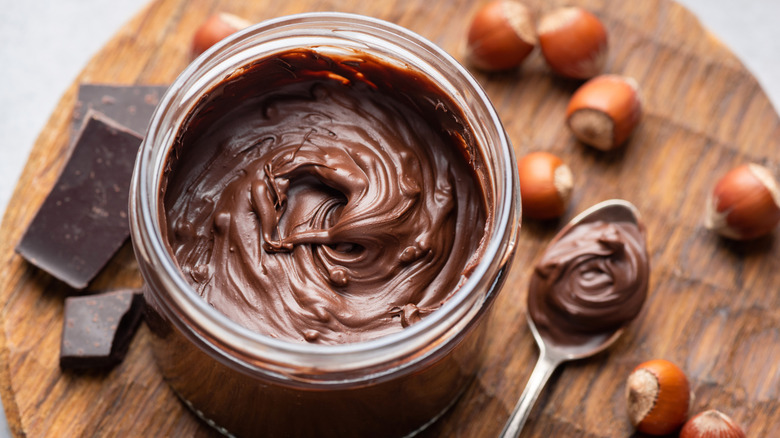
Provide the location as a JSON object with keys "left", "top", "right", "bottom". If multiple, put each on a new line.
{"left": 129, "top": 12, "right": 519, "bottom": 437}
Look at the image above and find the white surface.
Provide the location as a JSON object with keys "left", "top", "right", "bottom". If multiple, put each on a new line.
{"left": 0, "top": 0, "right": 777, "bottom": 435}
{"left": 0, "top": 0, "right": 151, "bottom": 217}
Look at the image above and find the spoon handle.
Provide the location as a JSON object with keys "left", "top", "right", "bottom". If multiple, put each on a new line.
{"left": 499, "top": 351, "right": 562, "bottom": 438}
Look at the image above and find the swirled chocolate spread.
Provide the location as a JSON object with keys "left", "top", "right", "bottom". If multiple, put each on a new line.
{"left": 160, "top": 49, "right": 490, "bottom": 344}
{"left": 527, "top": 220, "right": 648, "bottom": 346}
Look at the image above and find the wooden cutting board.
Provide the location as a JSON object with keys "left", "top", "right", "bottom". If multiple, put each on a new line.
{"left": 1, "top": 0, "right": 779, "bottom": 436}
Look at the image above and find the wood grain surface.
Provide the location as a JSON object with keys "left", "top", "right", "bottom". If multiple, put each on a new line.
{"left": 1, "top": 0, "right": 779, "bottom": 436}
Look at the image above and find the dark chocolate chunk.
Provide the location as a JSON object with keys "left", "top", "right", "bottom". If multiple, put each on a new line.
{"left": 16, "top": 111, "right": 142, "bottom": 289}
{"left": 60, "top": 288, "right": 145, "bottom": 370}
{"left": 71, "top": 84, "right": 167, "bottom": 142}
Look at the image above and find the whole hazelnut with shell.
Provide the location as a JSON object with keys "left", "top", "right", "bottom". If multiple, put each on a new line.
{"left": 626, "top": 359, "right": 691, "bottom": 435}
{"left": 537, "top": 6, "right": 608, "bottom": 79}
{"left": 466, "top": 0, "right": 537, "bottom": 71}
{"left": 517, "top": 151, "right": 573, "bottom": 220}
{"left": 192, "top": 13, "right": 251, "bottom": 58}
{"left": 566, "top": 74, "right": 642, "bottom": 151}
{"left": 680, "top": 410, "right": 746, "bottom": 438}
{"left": 705, "top": 163, "right": 780, "bottom": 240}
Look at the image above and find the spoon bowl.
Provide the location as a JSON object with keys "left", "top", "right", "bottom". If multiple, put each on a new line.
{"left": 500, "top": 199, "right": 646, "bottom": 438}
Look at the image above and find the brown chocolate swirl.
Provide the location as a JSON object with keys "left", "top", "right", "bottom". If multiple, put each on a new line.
{"left": 527, "top": 220, "right": 648, "bottom": 346}
{"left": 161, "top": 50, "right": 488, "bottom": 344}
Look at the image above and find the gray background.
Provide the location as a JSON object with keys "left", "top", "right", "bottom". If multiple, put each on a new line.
{"left": 0, "top": 0, "right": 778, "bottom": 435}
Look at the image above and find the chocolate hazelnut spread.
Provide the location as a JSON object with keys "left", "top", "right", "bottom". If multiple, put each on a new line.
{"left": 160, "top": 48, "right": 490, "bottom": 344}
{"left": 527, "top": 220, "right": 649, "bottom": 346}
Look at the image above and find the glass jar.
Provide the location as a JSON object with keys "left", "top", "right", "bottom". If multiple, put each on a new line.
{"left": 129, "top": 12, "right": 519, "bottom": 438}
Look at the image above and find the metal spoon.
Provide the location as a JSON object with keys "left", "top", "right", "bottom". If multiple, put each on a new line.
{"left": 499, "top": 199, "right": 644, "bottom": 438}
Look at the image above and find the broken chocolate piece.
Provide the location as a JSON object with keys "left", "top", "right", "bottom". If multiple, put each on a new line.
{"left": 71, "top": 84, "right": 167, "bottom": 142}
{"left": 60, "top": 288, "right": 145, "bottom": 370}
{"left": 16, "top": 111, "right": 142, "bottom": 289}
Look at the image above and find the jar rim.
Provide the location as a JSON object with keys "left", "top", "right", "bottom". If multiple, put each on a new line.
{"left": 131, "top": 11, "right": 518, "bottom": 374}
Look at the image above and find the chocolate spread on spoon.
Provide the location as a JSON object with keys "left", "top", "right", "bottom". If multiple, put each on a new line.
{"left": 160, "top": 49, "right": 490, "bottom": 344}
{"left": 527, "top": 220, "right": 649, "bottom": 346}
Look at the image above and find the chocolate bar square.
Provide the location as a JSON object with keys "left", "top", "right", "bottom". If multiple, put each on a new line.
{"left": 16, "top": 111, "right": 142, "bottom": 289}
{"left": 60, "top": 288, "right": 145, "bottom": 369}
{"left": 71, "top": 84, "right": 168, "bottom": 141}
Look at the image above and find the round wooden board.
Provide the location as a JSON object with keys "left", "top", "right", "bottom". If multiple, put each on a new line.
{"left": 1, "top": 0, "right": 779, "bottom": 436}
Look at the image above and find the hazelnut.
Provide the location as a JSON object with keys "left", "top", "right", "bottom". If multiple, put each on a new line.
{"left": 680, "top": 410, "right": 746, "bottom": 438}
{"left": 626, "top": 359, "right": 691, "bottom": 435}
{"left": 192, "top": 13, "right": 251, "bottom": 58}
{"left": 704, "top": 163, "right": 780, "bottom": 240}
{"left": 537, "top": 6, "right": 608, "bottom": 79}
{"left": 566, "top": 74, "right": 642, "bottom": 150}
{"left": 517, "top": 151, "right": 573, "bottom": 219}
{"left": 465, "top": 0, "right": 537, "bottom": 71}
